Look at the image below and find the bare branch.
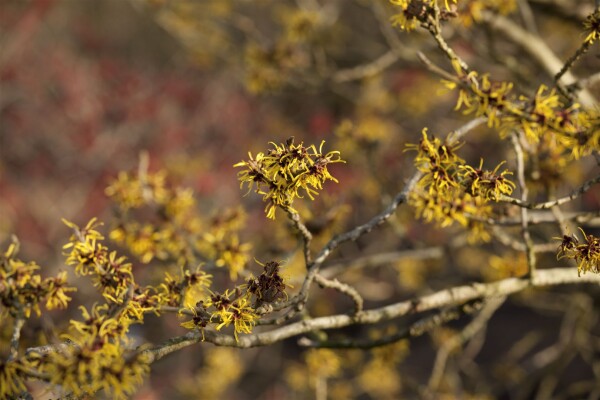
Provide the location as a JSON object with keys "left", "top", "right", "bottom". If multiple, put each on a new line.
{"left": 298, "top": 300, "right": 484, "bottom": 349}
{"left": 9, "top": 315, "right": 26, "bottom": 360}
{"left": 286, "top": 208, "right": 313, "bottom": 264}
{"left": 141, "top": 267, "right": 600, "bottom": 359}
{"left": 314, "top": 273, "right": 363, "bottom": 314}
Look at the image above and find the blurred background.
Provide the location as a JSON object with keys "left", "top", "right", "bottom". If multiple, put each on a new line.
{"left": 1, "top": 0, "right": 599, "bottom": 399}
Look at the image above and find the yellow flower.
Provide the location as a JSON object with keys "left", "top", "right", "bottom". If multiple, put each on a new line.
{"left": 235, "top": 139, "right": 344, "bottom": 219}
{"left": 45, "top": 271, "right": 77, "bottom": 310}
{"left": 0, "top": 359, "right": 28, "bottom": 398}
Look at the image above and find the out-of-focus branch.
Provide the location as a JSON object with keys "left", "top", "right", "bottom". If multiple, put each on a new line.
{"left": 321, "top": 247, "right": 445, "bottom": 279}
{"left": 511, "top": 133, "right": 536, "bottom": 278}
{"left": 479, "top": 10, "right": 597, "bottom": 107}
{"left": 427, "top": 296, "right": 506, "bottom": 393}
{"left": 332, "top": 50, "right": 407, "bottom": 83}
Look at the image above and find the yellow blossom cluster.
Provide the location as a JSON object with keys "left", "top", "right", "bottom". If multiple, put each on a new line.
{"left": 0, "top": 358, "right": 29, "bottom": 398}
{"left": 181, "top": 289, "right": 259, "bottom": 342}
{"left": 444, "top": 63, "right": 600, "bottom": 158}
{"left": 106, "top": 162, "right": 252, "bottom": 278}
{"left": 1, "top": 240, "right": 75, "bottom": 319}
{"left": 35, "top": 333, "right": 150, "bottom": 399}
{"left": 406, "top": 129, "right": 514, "bottom": 242}
{"left": 199, "top": 207, "right": 252, "bottom": 280}
{"left": 106, "top": 169, "right": 198, "bottom": 264}
{"left": 63, "top": 218, "right": 135, "bottom": 304}
{"left": 390, "top": 0, "right": 517, "bottom": 31}
{"left": 390, "top": 1, "right": 599, "bottom": 159}
{"left": 235, "top": 138, "right": 344, "bottom": 219}
{"left": 181, "top": 260, "right": 290, "bottom": 341}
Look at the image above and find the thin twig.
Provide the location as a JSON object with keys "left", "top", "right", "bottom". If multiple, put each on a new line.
{"left": 417, "top": 51, "right": 461, "bottom": 84}
{"left": 314, "top": 273, "right": 363, "bottom": 314}
{"left": 286, "top": 208, "right": 313, "bottom": 264}
{"left": 554, "top": 40, "right": 594, "bottom": 85}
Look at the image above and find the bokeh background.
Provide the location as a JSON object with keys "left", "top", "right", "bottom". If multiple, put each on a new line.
{"left": 1, "top": 0, "right": 599, "bottom": 399}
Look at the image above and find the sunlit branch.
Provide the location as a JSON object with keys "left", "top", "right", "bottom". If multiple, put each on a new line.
{"left": 140, "top": 267, "right": 600, "bottom": 359}
{"left": 297, "top": 300, "right": 484, "bottom": 349}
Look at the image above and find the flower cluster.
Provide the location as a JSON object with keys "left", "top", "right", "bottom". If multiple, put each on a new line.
{"left": 406, "top": 129, "right": 514, "bottom": 242}
{"left": 158, "top": 266, "right": 212, "bottom": 309}
{"left": 106, "top": 159, "right": 252, "bottom": 278}
{"left": 444, "top": 61, "right": 600, "bottom": 158}
{"left": 63, "top": 218, "right": 135, "bottom": 303}
{"left": 23, "top": 289, "right": 154, "bottom": 398}
{"left": 390, "top": 0, "right": 436, "bottom": 32}
{"left": 1, "top": 240, "right": 75, "bottom": 318}
{"left": 0, "top": 358, "right": 29, "bottom": 398}
{"left": 247, "top": 260, "right": 289, "bottom": 308}
{"left": 181, "top": 289, "right": 259, "bottom": 341}
{"left": 235, "top": 138, "right": 344, "bottom": 219}
{"left": 458, "top": 160, "right": 515, "bottom": 201}
{"left": 106, "top": 169, "right": 198, "bottom": 264}
{"left": 181, "top": 260, "right": 290, "bottom": 340}
{"left": 390, "top": 0, "right": 517, "bottom": 30}
{"left": 62, "top": 218, "right": 197, "bottom": 321}
{"left": 37, "top": 335, "right": 150, "bottom": 399}
{"left": 556, "top": 229, "right": 600, "bottom": 276}
{"left": 199, "top": 207, "right": 252, "bottom": 280}
{"left": 389, "top": 1, "right": 598, "bottom": 159}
